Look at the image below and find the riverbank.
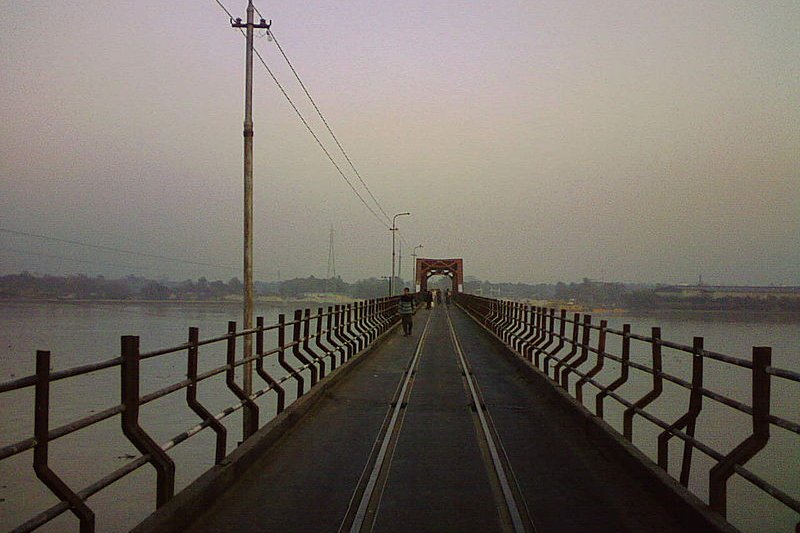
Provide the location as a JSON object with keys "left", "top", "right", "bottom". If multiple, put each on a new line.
{"left": 0, "top": 293, "right": 357, "bottom": 305}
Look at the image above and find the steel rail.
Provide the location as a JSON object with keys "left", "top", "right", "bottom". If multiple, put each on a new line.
{"left": 347, "top": 311, "right": 434, "bottom": 533}
{"left": 445, "top": 308, "right": 530, "bottom": 533}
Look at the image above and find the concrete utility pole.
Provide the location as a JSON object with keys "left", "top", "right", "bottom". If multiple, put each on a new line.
{"left": 232, "top": 3, "right": 270, "bottom": 440}
{"left": 390, "top": 212, "right": 410, "bottom": 296}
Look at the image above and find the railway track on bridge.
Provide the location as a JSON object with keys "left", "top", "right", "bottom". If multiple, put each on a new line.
{"left": 340, "top": 305, "right": 536, "bottom": 533}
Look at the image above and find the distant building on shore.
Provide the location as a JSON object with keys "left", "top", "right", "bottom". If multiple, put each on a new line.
{"left": 655, "top": 285, "right": 800, "bottom": 301}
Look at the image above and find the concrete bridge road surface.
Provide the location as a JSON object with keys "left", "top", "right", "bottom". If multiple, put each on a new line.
{"left": 179, "top": 305, "right": 725, "bottom": 533}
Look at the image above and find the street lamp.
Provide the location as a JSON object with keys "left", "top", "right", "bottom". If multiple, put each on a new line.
{"left": 391, "top": 212, "right": 410, "bottom": 295}
{"left": 397, "top": 240, "right": 403, "bottom": 291}
{"left": 411, "top": 244, "right": 423, "bottom": 292}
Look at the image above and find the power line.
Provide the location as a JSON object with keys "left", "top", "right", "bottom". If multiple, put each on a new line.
{"left": 213, "top": 1, "right": 391, "bottom": 229}
{"left": 0, "top": 228, "right": 239, "bottom": 270}
{"left": 252, "top": 46, "right": 391, "bottom": 229}
{"left": 213, "top": 0, "right": 234, "bottom": 19}
{"left": 0, "top": 247, "right": 205, "bottom": 276}
{"left": 267, "top": 28, "right": 392, "bottom": 224}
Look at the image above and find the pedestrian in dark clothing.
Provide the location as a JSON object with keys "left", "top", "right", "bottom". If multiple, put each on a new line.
{"left": 425, "top": 290, "right": 433, "bottom": 309}
{"left": 399, "top": 288, "right": 414, "bottom": 336}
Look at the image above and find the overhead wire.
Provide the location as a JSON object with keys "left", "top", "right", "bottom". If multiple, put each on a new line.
{"left": 257, "top": 15, "right": 392, "bottom": 224}
{"left": 213, "top": 0, "right": 235, "bottom": 19}
{"left": 0, "top": 247, "right": 215, "bottom": 276}
{"left": 0, "top": 228, "right": 239, "bottom": 271}
{"left": 251, "top": 46, "right": 391, "bottom": 229}
{"left": 214, "top": 0, "right": 391, "bottom": 230}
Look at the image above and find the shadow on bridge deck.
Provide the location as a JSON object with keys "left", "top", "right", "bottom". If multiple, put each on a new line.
{"left": 134, "top": 305, "right": 734, "bottom": 533}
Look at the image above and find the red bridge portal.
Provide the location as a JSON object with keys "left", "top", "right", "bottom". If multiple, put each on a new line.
{"left": 415, "top": 258, "right": 463, "bottom": 293}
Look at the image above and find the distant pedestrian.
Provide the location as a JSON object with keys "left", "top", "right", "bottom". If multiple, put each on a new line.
{"left": 445, "top": 289, "right": 451, "bottom": 306}
{"left": 425, "top": 290, "right": 433, "bottom": 309}
{"left": 435, "top": 290, "right": 442, "bottom": 305}
{"left": 399, "top": 287, "right": 415, "bottom": 336}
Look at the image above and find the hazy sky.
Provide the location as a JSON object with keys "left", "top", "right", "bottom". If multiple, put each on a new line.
{"left": 1, "top": 1, "right": 798, "bottom": 285}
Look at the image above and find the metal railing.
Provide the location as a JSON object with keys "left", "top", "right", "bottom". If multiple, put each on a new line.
{"left": 456, "top": 293, "right": 799, "bottom": 530}
{"left": 0, "top": 297, "right": 400, "bottom": 533}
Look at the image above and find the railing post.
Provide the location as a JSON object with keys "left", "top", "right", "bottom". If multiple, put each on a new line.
{"left": 34, "top": 350, "right": 96, "bottom": 532}
{"left": 334, "top": 305, "right": 347, "bottom": 365}
{"left": 187, "top": 327, "right": 227, "bottom": 464}
{"left": 344, "top": 304, "right": 356, "bottom": 360}
{"left": 486, "top": 299, "right": 495, "bottom": 331}
{"left": 509, "top": 303, "right": 520, "bottom": 350}
{"left": 375, "top": 298, "right": 387, "bottom": 333}
{"left": 255, "top": 316, "right": 285, "bottom": 415}
{"left": 682, "top": 338, "right": 706, "bottom": 486}
{"left": 535, "top": 307, "right": 547, "bottom": 354}
{"left": 554, "top": 313, "right": 581, "bottom": 386}
{"left": 623, "top": 327, "right": 663, "bottom": 442}
{"left": 314, "top": 307, "right": 333, "bottom": 372}
{"left": 596, "top": 323, "right": 630, "bottom": 418}
{"left": 562, "top": 314, "right": 592, "bottom": 392}
{"left": 292, "top": 309, "right": 317, "bottom": 389}
{"left": 657, "top": 336, "right": 704, "bottom": 483}
{"left": 576, "top": 319, "right": 606, "bottom": 403}
{"left": 518, "top": 305, "right": 534, "bottom": 359}
{"left": 533, "top": 308, "right": 556, "bottom": 368}
{"left": 303, "top": 308, "right": 324, "bottom": 379}
{"left": 502, "top": 301, "right": 513, "bottom": 339}
{"left": 509, "top": 302, "right": 522, "bottom": 347}
{"left": 224, "top": 322, "right": 259, "bottom": 441}
{"left": 493, "top": 300, "right": 505, "bottom": 335}
{"left": 121, "top": 335, "right": 175, "bottom": 507}
{"left": 366, "top": 299, "right": 378, "bottom": 342}
{"left": 325, "top": 306, "right": 340, "bottom": 370}
{"left": 525, "top": 306, "right": 539, "bottom": 361}
{"left": 543, "top": 309, "right": 567, "bottom": 377}
{"left": 709, "top": 346, "right": 771, "bottom": 517}
{"left": 351, "top": 301, "right": 365, "bottom": 352}
{"left": 277, "top": 313, "right": 304, "bottom": 402}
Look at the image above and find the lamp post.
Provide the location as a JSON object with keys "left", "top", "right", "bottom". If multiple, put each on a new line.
{"left": 411, "top": 244, "right": 423, "bottom": 292}
{"left": 397, "top": 240, "right": 403, "bottom": 291}
{"left": 380, "top": 276, "right": 391, "bottom": 296}
{"left": 391, "top": 212, "right": 410, "bottom": 295}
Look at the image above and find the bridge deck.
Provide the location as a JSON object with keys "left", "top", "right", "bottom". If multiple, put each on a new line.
{"left": 182, "top": 305, "right": 712, "bottom": 533}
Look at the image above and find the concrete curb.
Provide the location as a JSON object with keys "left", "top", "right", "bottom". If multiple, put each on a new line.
{"left": 132, "top": 319, "right": 401, "bottom": 533}
{"left": 455, "top": 304, "right": 740, "bottom": 533}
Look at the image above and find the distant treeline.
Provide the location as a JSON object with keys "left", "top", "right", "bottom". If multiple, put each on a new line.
{"left": 0, "top": 272, "right": 393, "bottom": 300}
{"left": 465, "top": 277, "right": 800, "bottom": 311}
{"left": 1, "top": 273, "right": 797, "bottom": 311}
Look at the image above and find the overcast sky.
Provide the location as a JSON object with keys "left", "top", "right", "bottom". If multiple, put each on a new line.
{"left": 1, "top": 1, "right": 798, "bottom": 285}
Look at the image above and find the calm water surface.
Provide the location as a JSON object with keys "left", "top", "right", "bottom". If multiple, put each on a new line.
{"left": 0, "top": 302, "right": 797, "bottom": 532}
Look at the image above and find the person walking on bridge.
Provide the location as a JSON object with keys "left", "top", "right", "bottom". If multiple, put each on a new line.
{"left": 399, "top": 287, "right": 415, "bottom": 336}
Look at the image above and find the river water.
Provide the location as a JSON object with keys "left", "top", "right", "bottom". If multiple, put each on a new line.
{"left": 0, "top": 301, "right": 797, "bottom": 532}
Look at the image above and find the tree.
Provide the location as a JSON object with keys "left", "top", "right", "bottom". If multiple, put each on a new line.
{"left": 140, "top": 281, "right": 172, "bottom": 300}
